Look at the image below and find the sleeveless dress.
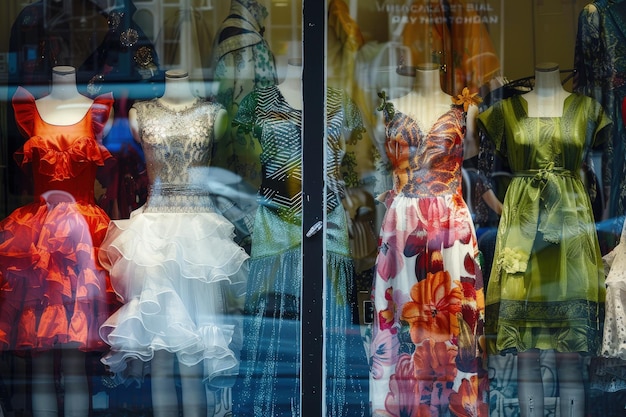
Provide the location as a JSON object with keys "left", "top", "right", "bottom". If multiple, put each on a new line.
{"left": 0, "top": 86, "right": 115, "bottom": 352}
{"left": 97, "top": 98, "right": 249, "bottom": 388}
{"left": 477, "top": 93, "right": 609, "bottom": 355}
{"left": 232, "top": 86, "right": 369, "bottom": 417}
{"left": 370, "top": 94, "right": 487, "bottom": 416}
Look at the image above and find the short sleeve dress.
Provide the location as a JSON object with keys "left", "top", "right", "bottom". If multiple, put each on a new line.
{"left": 477, "top": 93, "right": 610, "bottom": 355}
{"left": 0, "top": 87, "right": 115, "bottom": 352}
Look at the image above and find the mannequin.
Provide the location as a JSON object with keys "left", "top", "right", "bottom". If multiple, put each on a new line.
{"left": 35, "top": 65, "right": 113, "bottom": 417}
{"left": 127, "top": 69, "right": 227, "bottom": 417}
{"left": 0, "top": 65, "right": 115, "bottom": 417}
{"left": 392, "top": 63, "right": 500, "bottom": 216}
{"left": 392, "top": 62, "right": 479, "bottom": 141}
{"left": 478, "top": 62, "right": 609, "bottom": 417}
{"left": 129, "top": 69, "right": 227, "bottom": 140}
{"left": 516, "top": 63, "right": 584, "bottom": 417}
{"left": 523, "top": 63, "right": 570, "bottom": 118}
{"left": 100, "top": 68, "right": 246, "bottom": 417}
{"left": 278, "top": 58, "right": 303, "bottom": 109}
{"left": 232, "top": 56, "right": 369, "bottom": 416}
{"left": 370, "top": 62, "right": 485, "bottom": 414}
{"left": 36, "top": 66, "right": 99, "bottom": 124}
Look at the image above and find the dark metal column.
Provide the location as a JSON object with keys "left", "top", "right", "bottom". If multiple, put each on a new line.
{"left": 301, "top": 1, "right": 325, "bottom": 416}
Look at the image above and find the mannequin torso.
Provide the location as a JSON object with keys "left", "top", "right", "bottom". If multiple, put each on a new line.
{"left": 523, "top": 63, "right": 570, "bottom": 118}
{"left": 393, "top": 63, "right": 453, "bottom": 130}
{"left": 391, "top": 63, "right": 479, "bottom": 157}
{"left": 129, "top": 69, "right": 228, "bottom": 142}
{"left": 36, "top": 66, "right": 99, "bottom": 126}
{"left": 278, "top": 58, "right": 303, "bottom": 110}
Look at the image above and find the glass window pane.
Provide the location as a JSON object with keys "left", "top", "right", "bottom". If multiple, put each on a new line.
{"left": 327, "top": 1, "right": 622, "bottom": 416}
{"left": 0, "top": 1, "right": 304, "bottom": 416}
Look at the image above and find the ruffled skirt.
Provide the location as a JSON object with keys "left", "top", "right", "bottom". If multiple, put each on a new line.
{"left": 0, "top": 197, "right": 112, "bottom": 352}
{"left": 98, "top": 207, "right": 248, "bottom": 387}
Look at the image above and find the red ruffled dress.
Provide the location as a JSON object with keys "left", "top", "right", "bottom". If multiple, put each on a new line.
{"left": 0, "top": 87, "right": 115, "bottom": 352}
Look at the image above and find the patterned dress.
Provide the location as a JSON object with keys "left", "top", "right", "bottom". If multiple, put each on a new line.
{"left": 98, "top": 98, "right": 249, "bottom": 388}
{"left": 574, "top": 0, "right": 626, "bottom": 218}
{"left": 370, "top": 93, "right": 486, "bottom": 416}
{"left": 211, "top": 0, "right": 277, "bottom": 187}
{"left": 232, "top": 86, "right": 369, "bottom": 417}
{"left": 0, "top": 87, "right": 115, "bottom": 352}
{"left": 477, "top": 93, "right": 609, "bottom": 355}
{"left": 602, "top": 218, "right": 626, "bottom": 359}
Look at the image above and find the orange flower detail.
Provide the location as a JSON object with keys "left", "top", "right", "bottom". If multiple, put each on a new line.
{"left": 452, "top": 87, "right": 482, "bottom": 112}
{"left": 449, "top": 375, "right": 489, "bottom": 417}
{"left": 401, "top": 270, "right": 463, "bottom": 343}
{"left": 412, "top": 339, "right": 458, "bottom": 384}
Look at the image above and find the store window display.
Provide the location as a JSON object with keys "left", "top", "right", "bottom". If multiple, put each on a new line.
{"left": 0, "top": 65, "right": 115, "bottom": 417}
{"left": 97, "top": 69, "right": 249, "bottom": 417}
{"left": 478, "top": 63, "right": 610, "bottom": 417}
{"left": 369, "top": 63, "right": 486, "bottom": 416}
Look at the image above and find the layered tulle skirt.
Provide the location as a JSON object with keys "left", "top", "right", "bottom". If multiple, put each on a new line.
{"left": 98, "top": 207, "right": 248, "bottom": 387}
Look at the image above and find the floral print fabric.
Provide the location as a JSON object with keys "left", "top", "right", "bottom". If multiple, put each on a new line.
{"left": 370, "top": 96, "right": 486, "bottom": 416}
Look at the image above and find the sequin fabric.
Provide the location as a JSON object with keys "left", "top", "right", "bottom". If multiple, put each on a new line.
{"left": 133, "top": 98, "right": 223, "bottom": 213}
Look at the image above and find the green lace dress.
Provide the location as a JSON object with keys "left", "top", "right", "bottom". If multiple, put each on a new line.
{"left": 478, "top": 93, "right": 610, "bottom": 354}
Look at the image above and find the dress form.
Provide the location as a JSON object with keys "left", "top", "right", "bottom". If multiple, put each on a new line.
{"left": 36, "top": 65, "right": 112, "bottom": 128}
{"left": 30, "top": 65, "right": 100, "bottom": 417}
{"left": 524, "top": 63, "right": 570, "bottom": 118}
{"left": 278, "top": 58, "right": 303, "bottom": 109}
{"left": 125, "top": 68, "right": 234, "bottom": 417}
{"left": 129, "top": 69, "right": 228, "bottom": 144}
{"left": 393, "top": 63, "right": 453, "bottom": 129}
{"left": 392, "top": 63, "right": 480, "bottom": 157}
{"left": 515, "top": 62, "right": 584, "bottom": 417}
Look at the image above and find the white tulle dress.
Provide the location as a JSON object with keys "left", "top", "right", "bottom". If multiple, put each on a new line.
{"left": 98, "top": 98, "right": 249, "bottom": 388}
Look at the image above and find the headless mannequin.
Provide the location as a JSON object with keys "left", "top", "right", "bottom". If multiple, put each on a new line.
{"left": 393, "top": 62, "right": 454, "bottom": 128}
{"left": 516, "top": 63, "right": 582, "bottom": 417}
{"left": 129, "top": 69, "right": 228, "bottom": 144}
{"left": 277, "top": 58, "right": 303, "bottom": 109}
{"left": 31, "top": 65, "right": 112, "bottom": 417}
{"left": 523, "top": 62, "right": 570, "bottom": 118}
{"left": 128, "top": 69, "right": 227, "bottom": 417}
{"left": 37, "top": 65, "right": 113, "bottom": 128}
{"left": 390, "top": 63, "right": 500, "bottom": 213}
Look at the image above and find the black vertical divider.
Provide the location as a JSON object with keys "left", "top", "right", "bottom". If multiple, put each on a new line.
{"left": 301, "top": 1, "right": 325, "bottom": 416}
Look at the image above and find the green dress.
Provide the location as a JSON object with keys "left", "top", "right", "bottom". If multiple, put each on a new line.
{"left": 477, "top": 93, "right": 610, "bottom": 355}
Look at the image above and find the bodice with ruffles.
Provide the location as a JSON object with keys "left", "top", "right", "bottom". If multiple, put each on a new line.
{"left": 12, "top": 86, "right": 114, "bottom": 204}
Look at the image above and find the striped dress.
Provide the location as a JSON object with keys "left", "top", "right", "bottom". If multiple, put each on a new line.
{"left": 232, "top": 85, "right": 369, "bottom": 416}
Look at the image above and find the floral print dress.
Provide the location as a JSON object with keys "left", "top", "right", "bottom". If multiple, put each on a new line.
{"left": 370, "top": 92, "right": 487, "bottom": 417}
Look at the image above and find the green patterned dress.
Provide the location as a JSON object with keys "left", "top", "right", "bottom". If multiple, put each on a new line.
{"left": 478, "top": 93, "right": 610, "bottom": 355}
